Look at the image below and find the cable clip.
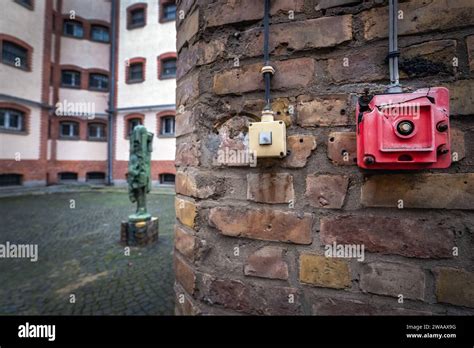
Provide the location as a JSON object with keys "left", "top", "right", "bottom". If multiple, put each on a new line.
{"left": 261, "top": 65, "right": 275, "bottom": 76}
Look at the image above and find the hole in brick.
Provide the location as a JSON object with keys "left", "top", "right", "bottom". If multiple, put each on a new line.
{"left": 353, "top": 158, "right": 357, "bottom": 162}
{"left": 329, "top": 137, "right": 335, "bottom": 142}
{"left": 341, "top": 149, "right": 347, "bottom": 155}
{"left": 277, "top": 111, "right": 281, "bottom": 115}
{"left": 299, "top": 138, "right": 304, "bottom": 143}
{"left": 464, "top": 181, "right": 468, "bottom": 184}
{"left": 340, "top": 109, "right": 346, "bottom": 115}
{"left": 267, "top": 224, "right": 272, "bottom": 230}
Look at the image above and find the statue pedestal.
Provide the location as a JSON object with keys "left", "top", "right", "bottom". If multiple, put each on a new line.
{"left": 120, "top": 217, "right": 159, "bottom": 246}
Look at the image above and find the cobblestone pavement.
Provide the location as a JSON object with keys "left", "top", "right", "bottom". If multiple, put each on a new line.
{"left": 0, "top": 192, "right": 175, "bottom": 315}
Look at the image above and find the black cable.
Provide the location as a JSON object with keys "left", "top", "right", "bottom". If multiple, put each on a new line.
{"left": 263, "top": 0, "right": 271, "bottom": 111}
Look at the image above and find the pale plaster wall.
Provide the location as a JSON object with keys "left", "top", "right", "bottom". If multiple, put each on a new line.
{"left": 56, "top": 139, "right": 107, "bottom": 160}
{"left": 0, "top": 0, "right": 46, "bottom": 102}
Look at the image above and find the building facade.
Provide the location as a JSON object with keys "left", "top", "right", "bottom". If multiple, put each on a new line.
{"left": 0, "top": 0, "right": 177, "bottom": 187}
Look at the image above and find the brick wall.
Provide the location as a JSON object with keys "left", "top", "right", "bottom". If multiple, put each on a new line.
{"left": 174, "top": 0, "right": 474, "bottom": 315}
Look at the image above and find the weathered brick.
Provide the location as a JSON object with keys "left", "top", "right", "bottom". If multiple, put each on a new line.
{"left": 176, "top": 72, "right": 199, "bottom": 108}
{"left": 175, "top": 224, "right": 198, "bottom": 262}
{"left": 400, "top": 40, "right": 457, "bottom": 78}
{"left": 362, "top": 0, "right": 474, "bottom": 41}
{"left": 442, "top": 79, "right": 474, "bottom": 115}
{"left": 244, "top": 246, "right": 289, "bottom": 280}
{"left": 201, "top": 276, "right": 302, "bottom": 315}
{"left": 177, "top": 9, "right": 199, "bottom": 50}
{"left": 213, "top": 58, "right": 315, "bottom": 95}
{"left": 208, "top": 206, "right": 312, "bottom": 244}
{"left": 282, "top": 135, "right": 317, "bottom": 168}
{"left": 311, "top": 297, "right": 432, "bottom": 315}
{"left": 327, "top": 132, "right": 356, "bottom": 166}
{"left": 176, "top": 169, "right": 219, "bottom": 199}
{"left": 205, "top": 0, "right": 305, "bottom": 27}
{"left": 213, "top": 116, "right": 251, "bottom": 167}
{"left": 297, "top": 94, "right": 351, "bottom": 127}
{"left": 241, "top": 98, "right": 293, "bottom": 126}
{"left": 435, "top": 268, "right": 474, "bottom": 308}
{"left": 315, "top": 0, "right": 361, "bottom": 10}
{"left": 327, "top": 45, "right": 387, "bottom": 83}
{"left": 467, "top": 35, "right": 474, "bottom": 72}
{"left": 242, "top": 15, "right": 352, "bottom": 57}
{"left": 305, "top": 175, "right": 349, "bottom": 209}
{"left": 178, "top": 38, "right": 227, "bottom": 79}
{"left": 175, "top": 284, "right": 200, "bottom": 315}
{"left": 175, "top": 197, "right": 197, "bottom": 228}
{"left": 299, "top": 254, "right": 351, "bottom": 289}
{"left": 175, "top": 110, "right": 196, "bottom": 137}
{"left": 361, "top": 173, "right": 474, "bottom": 210}
{"left": 320, "top": 215, "right": 455, "bottom": 258}
{"left": 360, "top": 262, "right": 425, "bottom": 300}
{"left": 451, "top": 128, "right": 465, "bottom": 162}
{"left": 175, "top": 137, "right": 201, "bottom": 167}
{"left": 247, "top": 173, "right": 294, "bottom": 204}
{"left": 174, "top": 254, "right": 196, "bottom": 295}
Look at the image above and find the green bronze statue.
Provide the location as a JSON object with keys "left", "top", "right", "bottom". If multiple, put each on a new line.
{"left": 128, "top": 125, "right": 154, "bottom": 222}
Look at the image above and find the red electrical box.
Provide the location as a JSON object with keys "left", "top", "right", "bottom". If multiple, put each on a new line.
{"left": 356, "top": 87, "right": 451, "bottom": 170}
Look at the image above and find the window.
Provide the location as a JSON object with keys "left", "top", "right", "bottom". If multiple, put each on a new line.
{"left": 89, "top": 73, "right": 108, "bottom": 90}
{"left": 14, "top": 0, "right": 33, "bottom": 10}
{"left": 129, "top": 63, "right": 143, "bottom": 82}
{"left": 128, "top": 118, "right": 142, "bottom": 135}
{"left": 86, "top": 172, "right": 105, "bottom": 183}
{"left": 58, "top": 172, "right": 78, "bottom": 182}
{"left": 130, "top": 8, "right": 145, "bottom": 28}
{"left": 160, "top": 174, "right": 175, "bottom": 185}
{"left": 2, "top": 41, "right": 28, "bottom": 69}
{"left": 91, "top": 25, "right": 110, "bottom": 42}
{"left": 60, "top": 121, "right": 79, "bottom": 138}
{"left": 63, "top": 20, "right": 84, "bottom": 38}
{"left": 162, "top": 2, "right": 176, "bottom": 21}
{"left": 161, "top": 58, "right": 176, "bottom": 78}
{"left": 61, "top": 70, "right": 81, "bottom": 87}
{"left": 161, "top": 116, "right": 175, "bottom": 135}
{"left": 88, "top": 123, "right": 106, "bottom": 140}
{"left": 0, "top": 108, "right": 25, "bottom": 132}
{"left": 0, "top": 174, "right": 22, "bottom": 186}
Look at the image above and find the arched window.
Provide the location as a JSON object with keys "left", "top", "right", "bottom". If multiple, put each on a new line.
{"left": 63, "top": 20, "right": 84, "bottom": 38}
{"left": 58, "top": 172, "right": 78, "bottom": 182}
{"left": 160, "top": 0, "right": 176, "bottom": 22}
{"left": 160, "top": 173, "right": 175, "bottom": 185}
{"left": 61, "top": 69, "right": 81, "bottom": 88}
{"left": 90, "top": 25, "right": 110, "bottom": 42}
{"left": 0, "top": 174, "right": 22, "bottom": 186}
{"left": 157, "top": 52, "right": 177, "bottom": 79}
{"left": 127, "top": 3, "right": 147, "bottom": 29}
{"left": 161, "top": 116, "right": 175, "bottom": 135}
{"left": 128, "top": 62, "right": 144, "bottom": 82}
{"left": 88, "top": 122, "right": 106, "bottom": 140}
{"left": 0, "top": 108, "right": 25, "bottom": 132}
{"left": 89, "top": 73, "right": 109, "bottom": 90}
{"left": 128, "top": 118, "right": 142, "bottom": 135}
{"left": 59, "top": 121, "right": 79, "bottom": 138}
{"left": 86, "top": 172, "right": 106, "bottom": 183}
{"left": 2, "top": 41, "right": 29, "bottom": 70}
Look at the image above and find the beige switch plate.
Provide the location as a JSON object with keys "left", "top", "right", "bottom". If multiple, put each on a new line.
{"left": 249, "top": 120, "right": 287, "bottom": 158}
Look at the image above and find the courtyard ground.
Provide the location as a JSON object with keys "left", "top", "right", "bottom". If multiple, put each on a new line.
{"left": 0, "top": 190, "right": 175, "bottom": 315}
